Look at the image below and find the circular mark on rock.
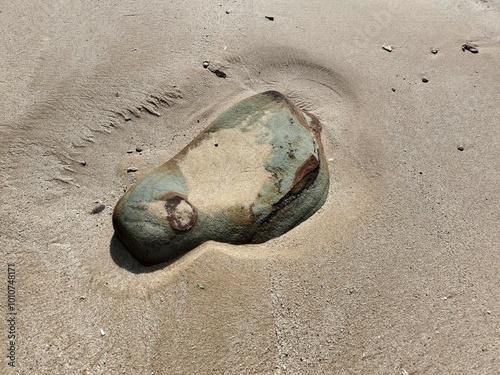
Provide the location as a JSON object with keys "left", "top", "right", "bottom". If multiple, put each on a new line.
{"left": 165, "top": 196, "right": 197, "bottom": 231}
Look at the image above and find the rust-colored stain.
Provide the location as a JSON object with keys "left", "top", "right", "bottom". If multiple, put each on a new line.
{"left": 165, "top": 196, "right": 197, "bottom": 231}
{"left": 292, "top": 154, "right": 320, "bottom": 190}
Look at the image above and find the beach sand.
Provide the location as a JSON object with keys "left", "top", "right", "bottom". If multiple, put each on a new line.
{"left": 1, "top": 0, "right": 499, "bottom": 373}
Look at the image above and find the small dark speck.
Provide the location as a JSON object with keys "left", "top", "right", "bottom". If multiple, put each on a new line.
{"left": 391, "top": 88, "right": 396, "bottom": 92}
{"left": 80, "top": 161, "right": 87, "bottom": 166}
{"left": 265, "top": 16, "right": 274, "bottom": 21}
{"left": 214, "top": 143, "right": 219, "bottom": 147}
{"left": 419, "top": 171, "right": 423, "bottom": 175}
{"left": 136, "top": 146, "right": 143, "bottom": 152}
{"left": 91, "top": 204, "right": 105, "bottom": 214}
{"left": 458, "top": 146, "right": 464, "bottom": 151}
{"left": 422, "top": 77, "right": 429, "bottom": 83}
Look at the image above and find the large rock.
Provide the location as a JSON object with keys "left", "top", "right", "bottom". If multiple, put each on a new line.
{"left": 113, "top": 91, "right": 329, "bottom": 265}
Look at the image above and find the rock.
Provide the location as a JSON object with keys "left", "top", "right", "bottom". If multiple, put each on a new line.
{"left": 113, "top": 91, "right": 330, "bottom": 265}
{"left": 136, "top": 146, "right": 143, "bottom": 152}
{"left": 382, "top": 44, "right": 393, "bottom": 52}
{"left": 209, "top": 67, "right": 226, "bottom": 78}
{"left": 431, "top": 47, "right": 438, "bottom": 54}
{"left": 422, "top": 77, "right": 429, "bottom": 83}
{"left": 127, "top": 167, "right": 138, "bottom": 173}
{"left": 462, "top": 43, "right": 478, "bottom": 53}
{"left": 202, "top": 60, "right": 210, "bottom": 68}
{"left": 91, "top": 204, "right": 106, "bottom": 214}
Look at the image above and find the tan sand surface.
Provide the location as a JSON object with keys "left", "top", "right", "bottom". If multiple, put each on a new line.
{"left": 1, "top": 0, "right": 500, "bottom": 373}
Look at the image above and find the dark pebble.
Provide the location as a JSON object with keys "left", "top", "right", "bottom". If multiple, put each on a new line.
{"left": 422, "top": 77, "right": 429, "bottom": 83}
{"left": 136, "top": 146, "right": 143, "bottom": 152}
{"left": 213, "top": 69, "right": 226, "bottom": 78}
{"left": 91, "top": 204, "right": 106, "bottom": 214}
{"left": 127, "top": 167, "right": 138, "bottom": 173}
{"left": 265, "top": 16, "right": 274, "bottom": 21}
{"left": 462, "top": 43, "right": 478, "bottom": 53}
{"left": 458, "top": 146, "right": 464, "bottom": 151}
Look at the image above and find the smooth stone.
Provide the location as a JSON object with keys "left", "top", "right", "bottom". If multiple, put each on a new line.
{"left": 113, "top": 91, "right": 330, "bottom": 265}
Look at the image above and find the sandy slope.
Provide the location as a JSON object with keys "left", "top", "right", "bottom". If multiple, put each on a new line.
{"left": 1, "top": 0, "right": 499, "bottom": 374}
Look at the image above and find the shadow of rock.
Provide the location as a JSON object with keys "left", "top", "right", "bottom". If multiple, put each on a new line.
{"left": 109, "top": 234, "right": 179, "bottom": 273}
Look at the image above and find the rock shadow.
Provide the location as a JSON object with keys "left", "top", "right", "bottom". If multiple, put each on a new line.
{"left": 109, "top": 234, "right": 180, "bottom": 273}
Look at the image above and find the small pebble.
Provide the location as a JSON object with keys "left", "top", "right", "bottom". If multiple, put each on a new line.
{"left": 462, "top": 43, "right": 478, "bottom": 53}
{"left": 391, "top": 88, "right": 396, "bottom": 92}
{"left": 422, "top": 77, "right": 429, "bottom": 83}
{"left": 100, "top": 328, "right": 106, "bottom": 336}
{"left": 127, "top": 167, "right": 138, "bottom": 173}
{"left": 431, "top": 47, "right": 438, "bottom": 54}
{"left": 382, "top": 44, "right": 393, "bottom": 52}
{"left": 91, "top": 204, "right": 106, "bottom": 214}
{"left": 202, "top": 60, "right": 210, "bottom": 68}
{"left": 136, "top": 146, "right": 143, "bottom": 152}
{"left": 458, "top": 146, "right": 464, "bottom": 151}
{"left": 80, "top": 160, "right": 87, "bottom": 166}
{"left": 212, "top": 68, "right": 227, "bottom": 78}
{"left": 265, "top": 16, "right": 274, "bottom": 21}
{"left": 127, "top": 149, "right": 134, "bottom": 154}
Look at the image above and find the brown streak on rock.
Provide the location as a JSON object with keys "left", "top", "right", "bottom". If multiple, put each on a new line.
{"left": 292, "top": 154, "right": 319, "bottom": 189}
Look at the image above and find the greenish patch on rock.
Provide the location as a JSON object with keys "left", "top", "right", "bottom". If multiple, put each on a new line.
{"left": 113, "top": 91, "right": 330, "bottom": 265}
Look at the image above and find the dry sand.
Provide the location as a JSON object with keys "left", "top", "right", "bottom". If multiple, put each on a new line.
{"left": 1, "top": 0, "right": 500, "bottom": 374}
